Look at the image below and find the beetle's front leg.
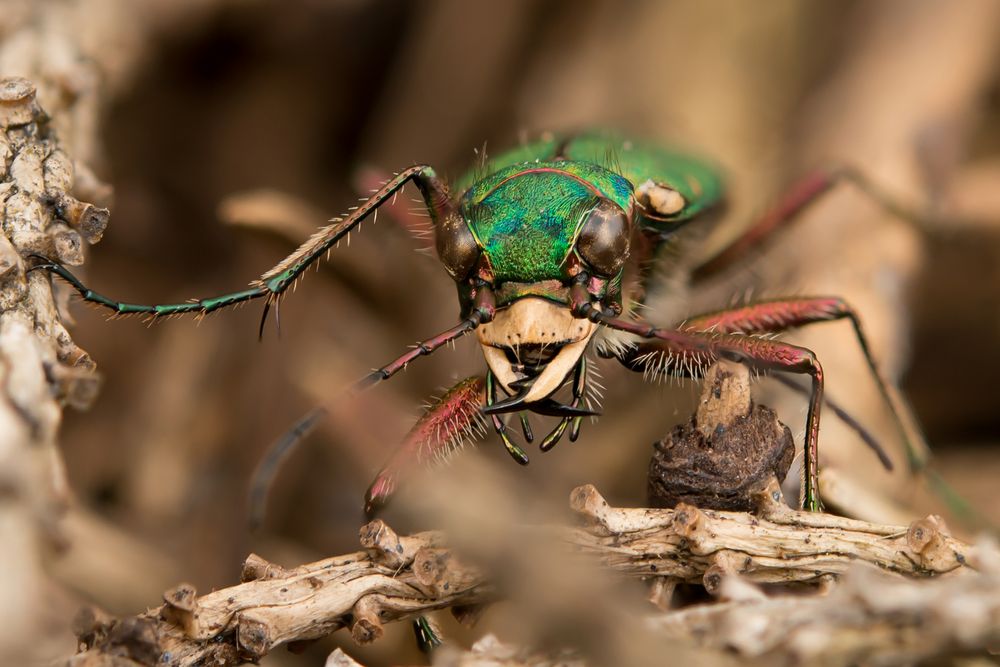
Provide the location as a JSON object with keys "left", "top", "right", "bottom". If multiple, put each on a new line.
{"left": 364, "top": 376, "right": 487, "bottom": 518}
{"left": 32, "top": 164, "right": 456, "bottom": 335}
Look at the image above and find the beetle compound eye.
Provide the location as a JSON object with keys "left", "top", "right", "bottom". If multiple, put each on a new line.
{"left": 576, "top": 198, "right": 630, "bottom": 277}
{"left": 435, "top": 212, "right": 481, "bottom": 281}
{"left": 636, "top": 179, "right": 686, "bottom": 217}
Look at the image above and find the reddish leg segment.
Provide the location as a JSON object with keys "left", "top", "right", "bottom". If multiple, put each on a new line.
{"left": 250, "top": 316, "right": 485, "bottom": 526}
{"left": 352, "top": 318, "right": 481, "bottom": 393}
{"left": 365, "top": 376, "right": 488, "bottom": 517}
{"left": 680, "top": 297, "right": 925, "bottom": 471}
{"left": 595, "top": 314, "right": 825, "bottom": 511}
{"left": 691, "top": 167, "right": 925, "bottom": 280}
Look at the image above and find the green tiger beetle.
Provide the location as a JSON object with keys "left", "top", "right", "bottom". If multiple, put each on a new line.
{"left": 32, "top": 130, "right": 925, "bottom": 516}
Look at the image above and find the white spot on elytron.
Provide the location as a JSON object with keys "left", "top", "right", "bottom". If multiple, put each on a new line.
{"left": 637, "top": 179, "right": 685, "bottom": 216}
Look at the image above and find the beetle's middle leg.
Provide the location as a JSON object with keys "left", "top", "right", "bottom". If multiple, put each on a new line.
{"left": 676, "top": 296, "right": 925, "bottom": 473}
{"left": 593, "top": 315, "right": 825, "bottom": 511}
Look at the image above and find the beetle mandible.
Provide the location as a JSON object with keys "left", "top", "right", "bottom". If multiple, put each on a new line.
{"left": 33, "top": 130, "right": 920, "bottom": 515}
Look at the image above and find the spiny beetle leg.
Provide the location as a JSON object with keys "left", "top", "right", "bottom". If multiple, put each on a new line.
{"left": 680, "top": 296, "right": 925, "bottom": 472}
{"left": 364, "top": 376, "right": 487, "bottom": 518}
{"left": 691, "top": 166, "right": 928, "bottom": 281}
{"left": 412, "top": 616, "right": 443, "bottom": 654}
{"left": 31, "top": 164, "right": 454, "bottom": 335}
{"left": 28, "top": 256, "right": 271, "bottom": 318}
{"left": 771, "top": 374, "right": 892, "bottom": 470}
{"left": 596, "top": 314, "right": 825, "bottom": 512}
{"left": 620, "top": 336, "right": 892, "bottom": 473}
{"left": 352, "top": 318, "right": 480, "bottom": 393}
{"left": 354, "top": 166, "right": 435, "bottom": 240}
{"left": 249, "top": 316, "right": 483, "bottom": 526}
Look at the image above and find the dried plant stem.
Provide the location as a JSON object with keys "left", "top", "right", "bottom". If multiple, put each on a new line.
{"left": 0, "top": 75, "right": 106, "bottom": 663}
{"left": 650, "top": 547, "right": 1000, "bottom": 666}
{"left": 70, "top": 485, "right": 975, "bottom": 666}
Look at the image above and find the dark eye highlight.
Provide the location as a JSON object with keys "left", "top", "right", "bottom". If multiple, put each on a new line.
{"left": 576, "top": 199, "right": 630, "bottom": 277}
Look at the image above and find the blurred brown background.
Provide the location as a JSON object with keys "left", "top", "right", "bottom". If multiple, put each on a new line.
{"left": 10, "top": 0, "right": 1000, "bottom": 664}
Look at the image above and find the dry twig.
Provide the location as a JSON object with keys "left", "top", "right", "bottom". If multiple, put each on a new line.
{"left": 0, "top": 75, "right": 106, "bottom": 663}
{"left": 69, "top": 483, "right": 975, "bottom": 666}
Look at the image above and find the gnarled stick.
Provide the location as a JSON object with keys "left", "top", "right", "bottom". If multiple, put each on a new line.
{"left": 565, "top": 481, "right": 968, "bottom": 585}
{"left": 71, "top": 487, "right": 973, "bottom": 665}
{"left": 650, "top": 541, "right": 1000, "bottom": 665}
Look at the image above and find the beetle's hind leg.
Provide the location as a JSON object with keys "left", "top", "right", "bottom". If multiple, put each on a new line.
{"left": 691, "top": 166, "right": 929, "bottom": 280}
{"left": 364, "top": 376, "right": 488, "bottom": 518}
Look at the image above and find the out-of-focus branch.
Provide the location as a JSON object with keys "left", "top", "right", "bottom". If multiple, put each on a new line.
{"left": 70, "top": 523, "right": 491, "bottom": 666}
{"left": 69, "top": 485, "right": 973, "bottom": 665}
{"left": 650, "top": 541, "right": 1000, "bottom": 666}
{"left": 0, "top": 75, "right": 106, "bottom": 664}
{"left": 0, "top": 1, "right": 255, "bottom": 661}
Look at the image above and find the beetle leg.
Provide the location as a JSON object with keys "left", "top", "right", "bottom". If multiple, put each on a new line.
{"left": 691, "top": 166, "right": 928, "bottom": 280}
{"left": 679, "top": 296, "right": 926, "bottom": 472}
{"left": 364, "top": 377, "right": 488, "bottom": 518}
{"left": 31, "top": 164, "right": 455, "bottom": 337}
{"left": 594, "top": 314, "right": 825, "bottom": 511}
{"left": 618, "top": 336, "right": 893, "bottom": 472}
{"left": 352, "top": 316, "right": 481, "bottom": 392}
{"left": 769, "top": 374, "right": 893, "bottom": 470}
{"left": 248, "top": 316, "right": 483, "bottom": 525}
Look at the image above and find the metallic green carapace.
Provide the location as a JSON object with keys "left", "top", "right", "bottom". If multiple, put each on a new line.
{"left": 461, "top": 161, "right": 632, "bottom": 282}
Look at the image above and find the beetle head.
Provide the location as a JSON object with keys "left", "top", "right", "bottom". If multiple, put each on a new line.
{"left": 434, "top": 166, "right": 634, "bottom": 406}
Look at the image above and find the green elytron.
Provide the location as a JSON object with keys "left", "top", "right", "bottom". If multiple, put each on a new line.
{"left": 33, "top": 130, "right": 918, "bottom": 515}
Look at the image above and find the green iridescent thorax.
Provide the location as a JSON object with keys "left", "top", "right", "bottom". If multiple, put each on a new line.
{"left": 461, "top": 161, "right": 633, "bottom": 283}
